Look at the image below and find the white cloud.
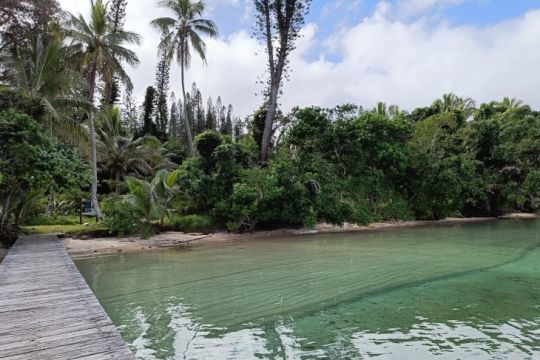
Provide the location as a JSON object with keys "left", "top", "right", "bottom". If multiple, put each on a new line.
{"left": 59, "top": 0, "right": 540, "bottom": 117}
{"left": 395, "top": 0, "right": 467, "bottom": 18}
{"left": 281, "top": 7, "right": 540, "bottom": 113}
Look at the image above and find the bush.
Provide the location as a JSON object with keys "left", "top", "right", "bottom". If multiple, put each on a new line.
{"left": 102, "top": 197, "right": 139, "bottom": 236}
{"left": 168, "top": 215, "right": 216, "bottom": 233}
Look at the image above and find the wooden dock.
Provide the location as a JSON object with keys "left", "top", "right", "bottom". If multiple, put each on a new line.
{"left": 0, "top": 235, "right": 135, "bottom": 359}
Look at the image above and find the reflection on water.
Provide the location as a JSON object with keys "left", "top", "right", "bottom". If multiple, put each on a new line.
{"left": 77, "top": 220, "right": 540, "bottom": 359}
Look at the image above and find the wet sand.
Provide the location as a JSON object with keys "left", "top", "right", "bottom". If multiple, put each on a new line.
{"left": 65, "top": 214, "right": 539, "bottom": 259}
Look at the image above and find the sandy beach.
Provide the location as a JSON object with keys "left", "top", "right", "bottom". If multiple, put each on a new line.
{"left": 63, "top": 214, "right": 539, "bottom": 259}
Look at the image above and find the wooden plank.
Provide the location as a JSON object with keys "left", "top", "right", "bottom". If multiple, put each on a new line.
{"left": 0, "top": 235, "right": 135, "bottom": 359}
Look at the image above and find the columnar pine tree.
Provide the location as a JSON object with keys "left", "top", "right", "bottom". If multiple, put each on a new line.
{"left": 195, "top": 89, "right": 205, "bottom": 134}
{"left": 169, "top": 92, "right": 180, "bottom": 137}
{"left": 216, "top": 96, "right": 226, "bottom": 132}
{"left": 155, "top": 52, "right": 170, "bottom": 136}
{"left": 205, "top": 96, "right": 216, "bottom": 130}
{"left": 104, "top": 0, "right": 129, "bottom": 105}
{"left": 222, "top": 104, "right": 233, "bottom": 135}
{"left": 233, "top": 116, "right": 244, "bottom": 140}
{"left": 140, "top": 86, "right": 158, "bottom": 137}
{"left": 110, "top": 0, "right": 127, "bottom": 32}
{"left": 122, "top": 87, "right": 139, "bottom": 134}
{"left": 253, "top": 0, "right": 312, "bottom": 164}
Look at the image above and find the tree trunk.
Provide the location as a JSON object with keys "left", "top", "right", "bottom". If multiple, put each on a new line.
{"left": 115, "top": 171, "right": 121, "bottom": 195}
{"left": 0, "top": 190, "right": 13, "bottom": 226}
{"left": 181, "top": 56, "right": 195, "bottom": 156}
{"left": 260, "top": 83, "right": 279, "bottom": 164}
{"left": 87, "top": 61, "right": 103, "bottom": 219}
{"left": 45, "top": 191, "right": 56, "bottom": 216}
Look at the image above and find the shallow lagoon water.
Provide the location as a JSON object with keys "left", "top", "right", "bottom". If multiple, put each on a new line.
{"left": 76, "top": 220, "right": 540, "bottom": 359}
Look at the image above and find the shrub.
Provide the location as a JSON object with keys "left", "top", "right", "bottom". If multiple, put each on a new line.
{"left": 168, "top": 215, "right": 216, "bottom": 233}
{"left": 102, "top": 197, "right": 139, "bottom": 236}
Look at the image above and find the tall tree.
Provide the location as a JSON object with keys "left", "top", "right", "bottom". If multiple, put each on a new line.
{"left": 0, "top": 0, "right": 63, "bottom": 52}
{"left": 121, "top": 87, "right": 139, "bottom": 134}
{"left": 67, "top": 0, "right": 140, "bottom": 219}
{"left": 169, "top": 92, "right": 180, "bottom": 137}
{"left": 97, "top": 107, "right": 163, "bottom": 194}
{"left": 2, "top": 35, "right": 87, "bottom": 144}
{"left": 151, "top": 0, "right": 219, "bottom": 156}
{"left": 109, "top": 0, "right": 127, "bottom": 33}
{"left": 253, "top": 0, "right": 311, "bottom": 164}
{"left": 102, "top": 0, "right": 128, "bottom": 105}
{"left": 140, "top": 86, "right": 158, "bottom": 136}
{"left": 205, "top": 96, "right": 216, "bottom": 130}
{"left": 221, "top": 104, "right": 233, "bottom": 135}
{"left": 215, "top": 96, "right": 225, "bottom": 131}
{"left": 192, "top": 85, "right": 205, "bottom": 134}
{"left": 500, "top": 97, "right": 524, "bottom": 110}
{"left": 155, "top": 52, "right": 171, "bottom": 135}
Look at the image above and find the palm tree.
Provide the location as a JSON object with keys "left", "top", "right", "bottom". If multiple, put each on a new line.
{"left": 96, "top": 107, "right": 172, "bottom": 194}
{"left": 2, "top": 35, "right": 90, "bottom": 216}
{"left": 125, "top": 169, "right": 181, "bottom": 236}
{"left": 373, "top": 102, "right": 404, "bottom": 120}
{"left": 2, "top": 35, "right": 88, "bottom": 143}
{"left": 433, "top": 93, "right": 475, "bottom": 117}
{"left": 500, "top": 97, "right": 524, "bottom": 110}
{"left": 67, "top": 0, "right": 141, "bottom": 218}
{"left": 373, "top": 101, "right": 387, "bottom": 117}
{"left": 151, "top": 0, "right": 218, "bottom": 156}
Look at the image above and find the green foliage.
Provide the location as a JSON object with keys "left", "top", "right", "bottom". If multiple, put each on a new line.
{"left": 0, "top": 108, "right": 90, "bottom": 245}
{"left": 21, "top": 223, "right": 109, "bottom": 238}
{"left": 195, "top": 130, "right": 223, "bottom": 163}
{"left": 168, "top": 214, "right": 216, "bottom": 233}
{"left": 0, "top": 88, "right": 43, "bottom": 118}
{"left": 251, "top": 106, "right": 266, "bottom": 152}
{"left": 24, "top": 215, "right": 81, "bottom": 226}
{"left": 124, "top": 169, "right": 181, "bottom": 237}
{"left": 102, "top": 196, "right": 138, "bottom": 236}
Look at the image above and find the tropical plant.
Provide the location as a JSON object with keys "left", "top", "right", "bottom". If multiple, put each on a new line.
{"left": 373, "top": 102, "right": 404, "bottom": 120}
{"left": 151, "top": 0, "right": 219, "bottom": 156}
{"left": 433, "top": 93, "right": 476, "bottom": 117}
{"left": 67, "top": 0, "right": 141, "bottom": 219}
{"left": 2, "top": 35, "right": 88, "bottom": 144}
{"left": 500, "top": 97, "right": 524, "bottom": 111}
{"left": 125, "top": 169, "right": 181, "bottom": 237}
{"left": 97, "top": 107, "right": 165, "bottom": 194}
{"left": 0, "top": 109, "right": 89, "bottom": 245}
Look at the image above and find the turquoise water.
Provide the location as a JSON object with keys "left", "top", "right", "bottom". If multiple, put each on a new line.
{"left": 76, "top": 220, "right": 540, "bottom": 359}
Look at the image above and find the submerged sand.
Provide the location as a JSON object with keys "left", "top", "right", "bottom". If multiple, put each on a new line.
{"left": 64, "top": 214, "right": 539, "bottom": 259}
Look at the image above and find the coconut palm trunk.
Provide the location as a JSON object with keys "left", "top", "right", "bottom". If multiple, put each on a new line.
{"left": 87, "top": 61, "right": 103, "bottom": 219}
{"left": 151, "top": 0, "right": 219, "bottom": 157}
{"left": 180, "top": 51, "right": 195, "bottom": 156}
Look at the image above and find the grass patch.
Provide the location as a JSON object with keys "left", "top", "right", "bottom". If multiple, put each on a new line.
{"left": 23, "top": 215, "right": 82, "bottom": 226}
{"left": 21, "top": 222, "right": 109, "bottom": 238}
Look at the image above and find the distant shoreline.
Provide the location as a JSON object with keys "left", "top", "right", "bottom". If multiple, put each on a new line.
{"left": 64, "top": 213, "right": 539, "bottom": 260}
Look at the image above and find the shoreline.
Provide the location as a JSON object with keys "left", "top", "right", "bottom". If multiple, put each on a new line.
{"left": 64, "top": 214, "right": 539, "bottom": 260}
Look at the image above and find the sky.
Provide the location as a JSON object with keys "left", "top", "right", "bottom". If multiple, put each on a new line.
{"left": 58, "top": 0, "right": 540, "bottom": 117}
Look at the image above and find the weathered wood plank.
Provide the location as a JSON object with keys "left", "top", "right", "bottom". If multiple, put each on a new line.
{"left": 0, "top": 235, "right": 135, "bottom": 359}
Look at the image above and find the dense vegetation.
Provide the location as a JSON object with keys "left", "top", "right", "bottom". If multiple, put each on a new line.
{"left": 1, "top": 0, "right": 538, "bottom": 246}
